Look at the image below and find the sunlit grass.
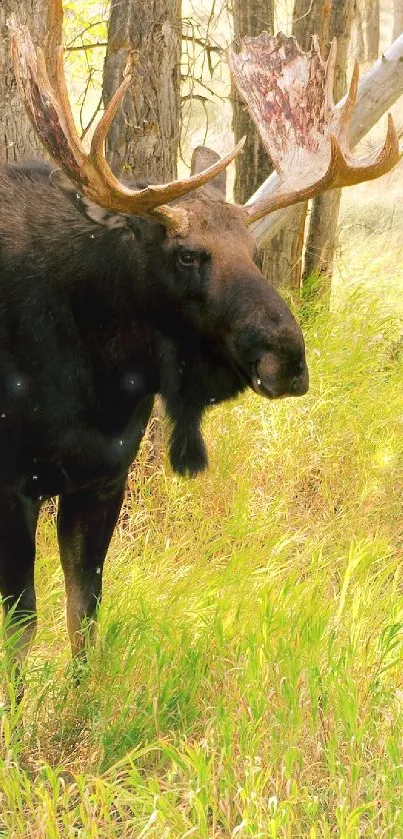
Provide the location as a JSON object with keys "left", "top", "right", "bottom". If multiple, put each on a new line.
{"left": 1, "top": 235, "right": 403, "bottom": 834}
{"left": 334, "top": 198, "right": 403, "bottom": 315}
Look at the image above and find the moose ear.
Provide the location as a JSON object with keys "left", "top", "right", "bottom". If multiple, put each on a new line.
{"left": 77, "top": 200, "right": 129, "bottom": 229}
{"left": 190, "top": 147, "right": 227, "bottom": 200}
{"left": 49, "top": 168, "right": 129, "bottom": 229}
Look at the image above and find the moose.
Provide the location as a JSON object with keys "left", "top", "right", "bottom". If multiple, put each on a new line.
{"left": 1, "top": 4, "right": 400, "bottom": 691}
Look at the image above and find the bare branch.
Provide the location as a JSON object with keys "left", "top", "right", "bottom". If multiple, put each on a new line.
{"left": 66, "top": 42, "right": 107, "bottom": 53}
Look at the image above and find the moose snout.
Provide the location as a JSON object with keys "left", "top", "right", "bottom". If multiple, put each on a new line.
{"left": 254, "top": 351, "right": 309, "bottom": 399}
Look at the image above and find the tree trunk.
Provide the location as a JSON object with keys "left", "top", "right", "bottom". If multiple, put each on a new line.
{"left": 352, "top": 1, "right": 366, "bottom": 62}
{"left": 393, "top": 0, "right": 403, "bottom": 40}
{"left": 302, "top": 0, "right": 355, "bottom": 296}
{"left": 261, "top": 207, "right": 306, "bottom": 291}
{"left": 232, "top": 0, "right": 274, "bottom": 205}
{"left": 103, "top": 0, "right": 181, "bottom": 466}
{"left": 265, "top": 0, "right": 329, "bottom": 292}
{"left": 364, "top": 0, "right": 380, "bottom": 61}
{"left": 293, "top": 0, "right": 331, "bottom": 46}
{"left": 248, "top": 34, "right": 403, "bottom": 247}
{"left": 103, "top": 0, "right": 181, "bottom": 181}
{"left": 0, "top": 0, "right": 61, "bottom": 163}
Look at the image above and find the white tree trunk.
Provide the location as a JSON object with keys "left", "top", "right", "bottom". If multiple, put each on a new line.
{"left": 249, "top": 35, "right": 403, "bottom": 248}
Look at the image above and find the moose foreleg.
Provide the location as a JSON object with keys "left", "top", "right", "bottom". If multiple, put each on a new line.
{"left": 0, "top": 492, "right": 40, "bottom": 700}
{"left": 57, "top": 476, "right": 127, "bottom": 658}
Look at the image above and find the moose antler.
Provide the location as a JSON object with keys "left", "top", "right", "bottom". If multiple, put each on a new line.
{"left": 229, "top": 32, "right": 401, "bottom": 224}
{"left": 8, "top": 8, "right": 244, "bottom": 234}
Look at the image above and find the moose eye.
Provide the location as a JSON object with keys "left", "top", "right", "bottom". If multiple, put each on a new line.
{"left": 177, "top": 251, "right": 198, "bottom": 268}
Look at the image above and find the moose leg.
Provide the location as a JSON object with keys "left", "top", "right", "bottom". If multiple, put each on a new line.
{"left": 57, "top": 476, "right": 127, "bottom": 658}
{"left": 0, "top": 492, "right": 40, "bottom": 698}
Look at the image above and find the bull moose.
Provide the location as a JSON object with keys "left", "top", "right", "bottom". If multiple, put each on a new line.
{"left": 1, "top": 4, "right": 400, "bottom": 691}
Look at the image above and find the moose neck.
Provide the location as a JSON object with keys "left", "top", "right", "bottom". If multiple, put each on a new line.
{"left": 65, "top": 221, "right": 183, "bottom": 364}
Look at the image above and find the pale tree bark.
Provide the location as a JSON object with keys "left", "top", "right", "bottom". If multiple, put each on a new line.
{"left": 263, "top": 0, "right": 330, "bottom": 291}
{"left": 0, "top": 0, "right": 62, "bottom": 163}
{"left": 248, "top": 35, "right": 403, "bottom": 247}
{"left": 363, "top": 0, "right": 380, "bottom": 61}
{"left": 232, "top": 0, "right": 274, "bottom": 205}
{"left": 302, "top": 0, "right": 356, "bottom": 295}
{"left": 352, "top": 0, "right": 365, "bottom": 62}
{"left": 393, "top": 0, "right": 403, "bottom": 40}
{"left": 261, "top": 205, "right": 307, "bottom": 291}
{"left": 103, "top": 0, "right": 181, "bottom": 181}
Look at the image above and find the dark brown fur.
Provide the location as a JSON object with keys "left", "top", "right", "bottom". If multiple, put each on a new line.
{"left": 0, "top": 160, "right": 308, "bottom": 683}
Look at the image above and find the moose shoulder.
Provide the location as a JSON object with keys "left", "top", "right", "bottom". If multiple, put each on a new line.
{"left": 1, "top": 12, "right": 400, "bottom": 690}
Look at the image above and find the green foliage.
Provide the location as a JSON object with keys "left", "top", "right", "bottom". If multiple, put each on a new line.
{"left": 63, "top": 1, "right": 109, "bottom": 140}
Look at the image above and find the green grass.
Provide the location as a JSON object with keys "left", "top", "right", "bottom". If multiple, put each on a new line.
{"left": 1, "top": 223, "right": 403, "bottom": 835}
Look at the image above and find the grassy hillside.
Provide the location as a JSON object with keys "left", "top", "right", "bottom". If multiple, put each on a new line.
{"left": 0, "top": 207, "right": 402, "bottom": 836}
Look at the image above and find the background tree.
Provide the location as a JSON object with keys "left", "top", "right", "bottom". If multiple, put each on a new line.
{"left": 103, "top": 0, "right": 181, "bottom": 181}
{"left": 393, "top": 0, "right": 403, "bottom": 39}
{"left": 258, "top": 0, "right": 356, "bottom": 296}
{"left": 102, "top": 0, "right": 182, "bottom": 460}
{"left": 363, "top": 0, "right": 380, "bottom": 61}
{"left": 0, "top": 0, "right": 61, "bottom": 162}
{"left": 262, "top": 0, "right": 330, "bottom": 291}
{"left": 232, "top": 0, "right": 274, "bottom": 205}
{"left": 352, "top": 0, "right": 366, "bottom": 62}
{"left": 302, "top": 0, "right": 356, "bottom": 294}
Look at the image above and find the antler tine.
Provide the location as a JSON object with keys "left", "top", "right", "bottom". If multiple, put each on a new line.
{"left": 230, "top": 32, "right": 401, "bottom": 225}
{"left": 9, "top": 8, "right": 245, "bottom": 234}
{"left": 333, "top": 60, "right": 359, "bottom": 149}
{"left": 37, "top": 0, "right": 85, "bottom": 163}
{"left": 91, "top": 77, "right": 131, "bottom": 166}
{"left": 242, "top": 166, "right": 333, "bottom": 225}
{"left": 334, "top": 113, "right": 400, "bottom": 185}
{"left": 324, "top": 38, "right": 337, "bottom": 113}
{"left": 54, "top": 45, "right": 87, "bottom": 165}
{"left": 81, "top": 76, "right": 134, "bottom": 201}
{"left": 111, "top": 137, "right": 247, "bottom": 211}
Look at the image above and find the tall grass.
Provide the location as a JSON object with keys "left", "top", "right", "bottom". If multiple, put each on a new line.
{"left": 0, "top": 277, "right": 402, "bottom": 835}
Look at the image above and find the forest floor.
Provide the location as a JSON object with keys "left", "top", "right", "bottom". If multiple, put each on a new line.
{"left": 0, "top": 194, "right": 403, "bottom": 837}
